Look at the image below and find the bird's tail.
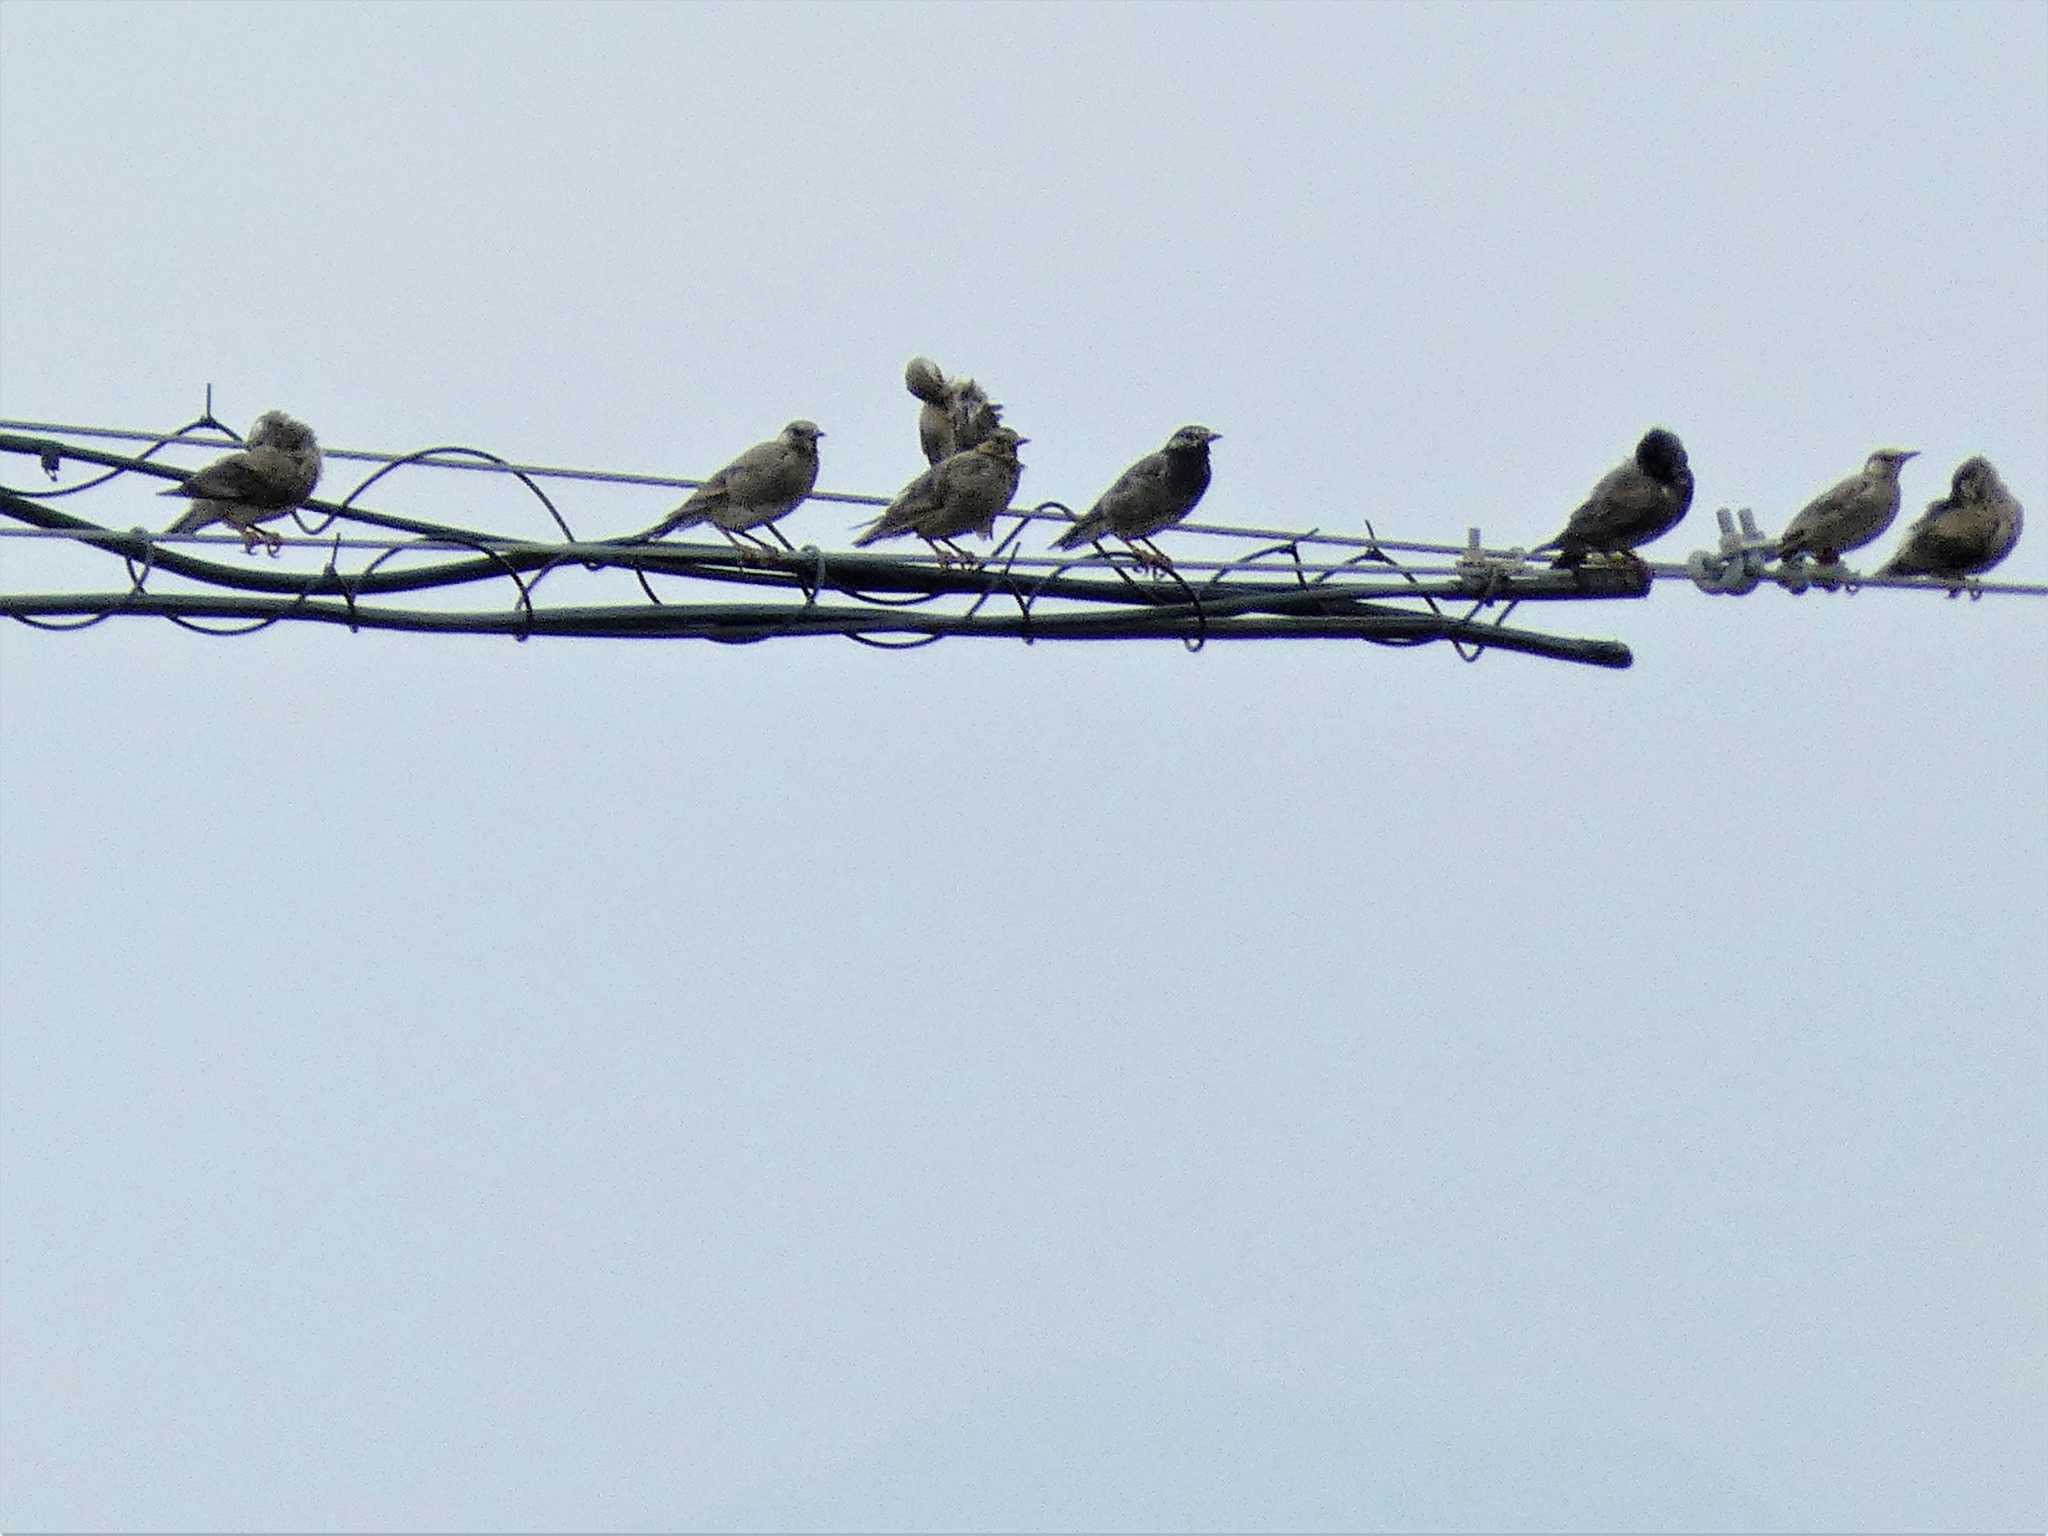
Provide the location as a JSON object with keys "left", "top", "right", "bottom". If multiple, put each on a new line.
{"left": 1052, "top": 515, "right": 1101, "bottom": 551}
{"left": 905, "top": 356, "right": 949, "bottom": 404}
{"left": 162, "top": 502, "right": 216, "bottom": 536}
{"left": 638, "top": 507, "right": 704, "bottom": 543}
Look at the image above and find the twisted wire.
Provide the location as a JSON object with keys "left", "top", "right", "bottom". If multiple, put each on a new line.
{"left": 4, "top": 418, "right": 2029, "bottom": 668}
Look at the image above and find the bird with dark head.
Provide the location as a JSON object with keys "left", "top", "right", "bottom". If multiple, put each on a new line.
{"left": 855, "top": 426, "right": 1027, "bottom": 566}
{"left": 1054, "top": 424, "right": 1221, "bottom": 570}
{"left": 1538, "top": 427, "right": 1694, "bottom": 569}
{"left": 1777, "top": 448, "right": 1917, "bottom": 565}
{"left": 905, "top": 355, "right": 1004, "bottom": 466}
{"left": 1877, "top": 456, "right": 2024, "bottom": 584}
{"left": 644, "top": 419, "right": 823, "bottom": 557}
{"left": 159, "top": 409, "right": 323, "bottom": 555}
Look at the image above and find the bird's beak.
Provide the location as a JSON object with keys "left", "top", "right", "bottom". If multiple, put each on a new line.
{"left": 1898, "top": 449, "right": 1917, "bottom": 461}
{"left": 1207, "top": 431, "right": 1223, "bottom": 442}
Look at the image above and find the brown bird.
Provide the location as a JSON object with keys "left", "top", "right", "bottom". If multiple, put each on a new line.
{"left": 904, "top": 355, "right": 1004, "bottom": 466}
{"left": 159, "top": 410, "right": 323, "bottom": 555}
{"left": 1877, "top": 456, "right": 2024, "bottom": 583}
{"left": 854, "top": 428, "right": 1027, "bottom": 566}
{"left": 1536, "top": 428, "right": 1694, "bottom": 568}
{"left": 1778, "top": 448, "right": 1917, "bottom": 564}
{"left": 644, "top": 420, "right": 823, "bottom": 556}
{"left": 1053, "top": 425, "right": 1220, "bottom": 570}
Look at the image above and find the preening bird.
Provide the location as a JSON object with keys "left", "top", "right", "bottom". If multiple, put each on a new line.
{"left": 1537, "top": 427, "right": 1694, "bottom": 568}
{"left": 1777, "top": 448, "right": 1917, "bottom": 563}
{"left": 1877, "top": 456, "right": 2024, "bottom": 583}
{"left": 905, "top": 355, "right": 1004, "bottom": 465}
{"left": 1053, "top": 425, "right": 1220, "bottom": 570}
{"left": 159, "top": 410, "right": 323, "bottom": 555}
{"left": 644, "top": 420, "right": 823, "bottom": 555}
{"left": 854, "top": 427, "right": 1027, "bottom": 566}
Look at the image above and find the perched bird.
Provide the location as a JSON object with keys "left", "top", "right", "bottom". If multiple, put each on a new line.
{"left": 1537, "top": 427, "right": 1694, "bottom": 568}
{"left": 1777, "top": 448, "right": 1918, "bottom": 564}
{"left": 1877, "top": 456, "right": 2025, "bottom": 583}
{"left": 905, "top": 355, "right": 1004, "bottom": 465}
{"left": 159, "top": 410, "right": 322, "bottom": 555}
{"left": 1054, "top": 425, "right": 1221, "bottom": 570}
{"left": 854, "top": 427, "right": 1028, "bottom": 566}
{"left": 643, "top": 420, "right": 823, "bottom": 555}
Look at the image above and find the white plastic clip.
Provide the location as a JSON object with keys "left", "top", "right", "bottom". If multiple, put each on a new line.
{"left": 1686, "top": 507, "right": 1770, "bottom": 594}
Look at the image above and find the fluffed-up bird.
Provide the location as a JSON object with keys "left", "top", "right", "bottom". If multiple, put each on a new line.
{"left": 854, "top": 427, "right": 1027, "bottom": 566}
{"left": 1537, "top": 427, "right": 1694, "bottom": 568}
{"left": 905, "top": 355, "right": 1004, "bottom": 465}
{"left": 1053, "top": 425, "right": 1221, "bottom": 570}
{"left": 1877, "top": 456, "right": 2024, "bottom": 583}
{"left": 643, "top": 420, "right": 823, "bottom": 555}
{"left": 1777, "top": 448, "right": 1917, "bottom": 564}
{"left": 159, "top": 410, "right": 323, "bottom": 555}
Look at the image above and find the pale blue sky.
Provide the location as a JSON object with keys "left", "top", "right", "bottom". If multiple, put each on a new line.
{"left": 2, "top": 2, "right": 2043, "bottom": 1530}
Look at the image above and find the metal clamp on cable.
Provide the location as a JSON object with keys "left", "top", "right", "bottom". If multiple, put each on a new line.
{"left": 1455, "top": 526, "right": 1519, "bottom": 599}
{"left": 1686, "top": 507, "right": 1770, "bottom": 594}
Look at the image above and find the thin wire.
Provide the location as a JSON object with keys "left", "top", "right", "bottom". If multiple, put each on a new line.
{"left": 5, "top": 524, "right": 2043, "bottom": 597}
{"left": 10, "top": 420, "right": 2044, "bottom": 595}
{"left": 0, "top": 417, "right": 1495, "bottom": 552}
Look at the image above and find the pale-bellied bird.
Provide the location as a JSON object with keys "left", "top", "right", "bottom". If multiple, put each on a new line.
{"left": 159, "top": 410, "right": 323, "bottom": 556}
{"left": 854, "top": 427, "right": 1027, "bottom": 566}
{"left": 644, "top": 420, "right": 823, "bottom": 555}
{"left": 1777, "top": 448, "right": 1917, "bottom": 563}
{"left": 1053, "top": 425, "right": 1220, "bottom": 570}
{"left": 1877, "top": 456, "right": 2024, "bottom": 583}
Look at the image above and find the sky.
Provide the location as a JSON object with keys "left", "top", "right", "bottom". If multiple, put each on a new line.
{"left": 1, "top": 2, "right": 2044, "bottom": 1531}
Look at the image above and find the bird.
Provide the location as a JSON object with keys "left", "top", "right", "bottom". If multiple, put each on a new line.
{"left": 905, "top": 355, "right": 1004, "bottom": 466}
{"left": 159, "top": 410, "right": 322, "bottom": 555}
{"left": 854, "top": 427, "right": 1027, "bottom": 566}
{"left": 1777, "top": 448, "right": 1918, "bottom": 564}
{"left": 1053, "top": 425, "right": 1221, "bottom": 570}
{"left": 1536, "top": 427, "right": 1694, "bottom": 569}
{"left": 642, "top": 419, "right": 823, "bottom": 556}
{"left": 1876, "top": 456, "right": 2024, "bottom": 584}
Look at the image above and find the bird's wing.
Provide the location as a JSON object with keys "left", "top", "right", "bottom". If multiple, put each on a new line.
{"left": 918, "top": 451, "right": 1015, "bottom": 539}
{"left": 1779, "top": 475, "right": 1860, "bottom": 551}
{"left": 858, "top": 463, "right": 945, "bottom": 541}
{"left": 1561, "top": 464, "right": 1666, "bottom": 545}
{"left": 1890, "top": 502, "right": 2001, "bottom": 574}
{"left": 663, "top": 461, "right": 734, "bottom": 529}
{"left": 721, "top": 440, "right": 798, "bottom": 505}
{"left": 160, "top": 446, "right": 299, "bottom": 508}
{"left": 1058, "top": 454, "right": 1165, "bottom": 546}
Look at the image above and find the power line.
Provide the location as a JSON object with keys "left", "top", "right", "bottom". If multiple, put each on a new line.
{"left": 6, "top": 416, "right": 2038, "bottom": 598}
{"left": 3, "top": 421, "right": 2038, "bottom": 668}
